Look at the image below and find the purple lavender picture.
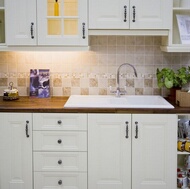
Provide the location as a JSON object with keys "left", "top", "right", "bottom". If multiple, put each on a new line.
{"left": 30, "top": 69, "right": 50, "bottom": 98}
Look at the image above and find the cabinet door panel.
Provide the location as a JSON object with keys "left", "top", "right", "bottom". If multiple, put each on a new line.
{"left": 37, "top": 0, "right": 88, "bottom": 46}
{"left": 88, "top": 114, "right": 131, "bottom": 189}
{"left": 132, "top": 114, "right": 177, "bottom": 189}
{"left": 89, "top": 0, "right": 129, "bottom": 29}
{"left": 5, "top": 0, "right": 36, "bottom": 45}
{"left": 0, "top": 113, "right": 33, "bottom": 189}
{"left": 130, "top": 0, "right": 172, "bottom": 29}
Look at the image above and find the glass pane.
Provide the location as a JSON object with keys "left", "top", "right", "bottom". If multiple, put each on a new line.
{"left": 64, "top": 0, "right": 78, "bottom": 16}
{"left": 48, "top": 19, "right": 61, "bottom": 35}
{"left": 64, "top": 19, "right": 78, "bottom": 35}
{"left": 47, "top": 0, "right": 54, "bottom": 16}
{"left": 47, "top": 0, "right": 60, "bottom": 16}
{"left": 0, "top": 10, "right": 5, "bottom": 43}
{"left": 0, "top": 0, "right": 4, "bottom": 7}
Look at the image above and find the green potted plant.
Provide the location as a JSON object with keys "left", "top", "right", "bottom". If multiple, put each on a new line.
{"left": 156, "top": 66, "right": 190, "bottom": 101}
{"left": 157, "top": 66, "right": 190, "bottom": 89}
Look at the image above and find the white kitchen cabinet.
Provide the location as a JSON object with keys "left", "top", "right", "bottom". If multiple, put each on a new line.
{"left": 0, "top": 113, "right": 33, "bottom": 189}
{"left": 88, "top": 113, "right": 177, "bottom": 189}
{"left": 89, "top": 0, "right": 172, "bottom": 30}
{"left": 5, "top": 0, "right": 88, "bottom": 47}
{"left": 37, "top": 0, "right": 88, "bottom": 46}
{"left": 5, "top": 0, "right": 37, "bottom": 45}
{"left": 33, "top": 113, "right": 87, "bottom": 189}
{"left": 160, "top": 0, "right": 190, "bottom": 52}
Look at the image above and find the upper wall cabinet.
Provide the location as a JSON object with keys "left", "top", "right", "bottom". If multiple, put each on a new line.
{"left": 37, "top": 0, "right": 88, "bottom": 46}
{"left": 5, "top": 0, "right": 88, "bottom": 47}
{"left": 5, "top": 0, "right": 37, "bottom": 45}
{"left": 89, "top": 0, "right": 172, "bottom": 30}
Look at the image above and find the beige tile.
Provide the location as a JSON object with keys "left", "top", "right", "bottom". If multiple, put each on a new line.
{"left": 0, "top": 52, "right": 7, "bottom": 63}
{"left": 108, "top": 78, "right": 116, "bottom": 87}
{"left": 89, "top": 78, "right": 98, "bottom": 87}
{"left": 108, "top": 36, "right": 116, "bottom": 45}
{"left": 63, "top": 87, "right": 71, "bottom": 96}
{"left": 153, "top": 88, "right": 161, "bottom": 95}
{"left": 126, "top": 79, "right": 134, "bottom": 87}
{"left": 135, "top": 88, "right": 144, "bottom": 95}
{"left": 125, "top": 36, "right": 135, "bottom": 45}
{"left": 81, "top": 88, "right": 89, "bottom": 95}
{"left": 145, "top": 36, "right": 154, "bottom": 45}
{"left": 0, "top": 78, "right": 8, "bottom": 86}
{"left": 117, "top": 36, "right": 125, "bottom": 45}
{"left": 98, "top": 36, "right": 108, "bottom": 46}
{"left": 99, "top": 88, "right": 107, "bottom": 95}
{"left": 71, "top": 78, "right": 80, "bottom": 87}
{"left": 144, "top": 79, "right": 153, "bottom": 87}
{"left": 53, "top": 78, "right": 62, "bottom": 87}
{"left": 136, "top": 36, "right": 145, "bottom": 45}
{"left": 17, "top": 78, "right": 26, "bottom": 87}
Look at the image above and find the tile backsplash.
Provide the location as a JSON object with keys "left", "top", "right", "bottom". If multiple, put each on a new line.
{"left": 0, "top": 36, "right": 190, "bottom": 97}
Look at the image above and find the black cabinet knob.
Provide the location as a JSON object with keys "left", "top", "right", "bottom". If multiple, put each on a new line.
{"left": 57, "top": 120, "right": 62, "bottom": 125}
{"left": 58, "top": 160, "right": 62, "bottom": 164}
{"left": 58, "top": 180, "right": 62, "bottom": 185}
{"left": 57, "top": 139, "right": 62, "bottom": 144}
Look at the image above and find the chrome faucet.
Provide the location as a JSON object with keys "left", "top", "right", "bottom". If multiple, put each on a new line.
{"left": 111, "top": 63, "right": 137, "bottom": 97}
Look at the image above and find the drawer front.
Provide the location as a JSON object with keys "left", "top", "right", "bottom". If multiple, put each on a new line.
{"left": 34, "top": 152, "right": 87, "bottom": 172}
{"left": 34, "top": 172, "right": 87, "bottom": 189}
{"left": 33, "top": 131, "right": 87, "bottom": 151}
{"left": 33, "top": 113, "right": 87, "bottom": 131}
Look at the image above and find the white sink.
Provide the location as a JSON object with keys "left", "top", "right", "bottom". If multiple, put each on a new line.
{"left": 64, "top": 95, "right": 174, "bottom": 109}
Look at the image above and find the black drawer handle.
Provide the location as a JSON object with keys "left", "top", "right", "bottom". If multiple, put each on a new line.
{"left": 125, "top": 121, "right": 129, "bottom": 138}
{"left": 57, "top": 139, "right": 62, "bottom": 144}
{"left": 135, "top": 121, "right": 138, "bottom": 139}
{"left": 124, "top": 5, "right": 127, "bottom": 22}
{"left": 26, "top": 120, "right": 29, "bottom": 138}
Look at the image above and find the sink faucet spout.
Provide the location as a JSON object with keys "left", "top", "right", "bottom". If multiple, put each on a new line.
{"left": 115, "top": 63, "right": 137, "bottom": 97}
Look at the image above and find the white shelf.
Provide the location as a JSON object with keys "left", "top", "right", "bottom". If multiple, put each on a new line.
{"left": 160, "top": 1, "right": 190, "bottom": 52}
{"left": 160, "top": 45, "right": 190, "bottom": 52}
{"left": 177, "top": 151, "right": 190, "bottom": 155}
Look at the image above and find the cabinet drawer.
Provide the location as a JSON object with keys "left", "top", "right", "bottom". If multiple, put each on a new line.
{"left": 34, "top": 152, "right": 87, "bottom": 172}
{"left": 33, "top": 113, "right": 87, "bottom": 131}
{"left": 33, "top": 131, "right": 87, "bottom": 151}
{"left": 34, "top": 172, "right": 87, "bottom": 189}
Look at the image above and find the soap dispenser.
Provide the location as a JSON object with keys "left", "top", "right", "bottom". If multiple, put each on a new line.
{"left": 54, "top": 0, "right": 59, "bottom": 16}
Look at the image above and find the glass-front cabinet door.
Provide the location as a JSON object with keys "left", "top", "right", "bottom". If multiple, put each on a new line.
{"left": 0, "top": 0, "right": 5, "bottom": 44}
{"left": 37, "top": 0, "right": 88, "bottom": 46}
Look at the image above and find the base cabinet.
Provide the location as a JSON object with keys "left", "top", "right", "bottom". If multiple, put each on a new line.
{"left": 0, "top": 112, "right": 178, "bottom": 189}
{"left": 88, "top": 113, "right": 177, "bottom": 189}
{"left": 0, "top": 113, "right": 33, "bottom": 189}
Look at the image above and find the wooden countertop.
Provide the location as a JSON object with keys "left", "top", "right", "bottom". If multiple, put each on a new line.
{"left": 0, "top": 96, "right": 189, "bottom": 114}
